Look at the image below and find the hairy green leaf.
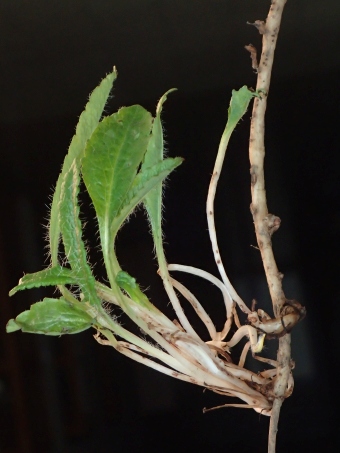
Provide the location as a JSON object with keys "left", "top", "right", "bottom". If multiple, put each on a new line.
{"left": 111, "top": 156, "right": 183, "bottom": 236}
{"left": 9, "top": 266, "right": 76, "bottom": 297}
{"left": 143, "top": 90, "right": 176, "bottom": 247}
{"left": 82, "top": 105, "right": 153, "bottom": 263}
{"left": 49, "top": 69, "right": 117, "bottom": 266}
{"left": 82, "top": 105, "right": 153, "bottom": 223}
{"left": 6, "top": 298, "right": 93, "bottom": 335}
{"left": 59, "top": 160, "right": 101, "bottom": 306}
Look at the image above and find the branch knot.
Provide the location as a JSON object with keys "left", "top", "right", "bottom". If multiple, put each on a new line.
{"left": 247, "top": 20, "right": 266, "bottom": 34}
{"left": 264, "top": 214, "right": 281, "bottom": 236}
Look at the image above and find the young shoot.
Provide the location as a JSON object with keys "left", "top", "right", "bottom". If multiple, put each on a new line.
{"left": 7, "top": 3, "right": 306, "bottom": 450}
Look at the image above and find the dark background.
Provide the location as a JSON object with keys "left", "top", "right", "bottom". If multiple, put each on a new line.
{"left": 0, "top": 1, "right": 339, "bottom": 452}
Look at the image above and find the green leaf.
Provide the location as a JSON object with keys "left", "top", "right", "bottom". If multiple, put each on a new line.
{"left": 6, "top": 319, "right": 21, "bottom": 333}
{"left": 82, "top": 105, "right": 153, "bottom": 224}
{"left": 6, "top": 298, "right": 93, "bottom": 335}
{"left": 9, "top": 266, "right": 76, "bottom": 297}
{"left": 143, "top": 90, "right": 176, "bottom": 246}
{"left": 116, "top": 271, "right": 155, "bottom": 311}
{"left": 213, "top": 86, "right": 258, "bottom": 189}
{"left": 49, "top": 69, "right": 117, "bottom": 266}
{"left": 144, "top": 89, "right": 177, "bottom": 168}
{"left": 59, "top": 160, "right": 101, "bottom": 307}
{"left": 227, "top": 86, "right": 258, "bottom": 130}
{"left": 82, "top": 105, "right": 153, "bottom": 263}
{"left": 141, "top": 90, "right": 182, "bottom": 275}
{"left": 111, "top": 156, "right": 183, "bottom": 236}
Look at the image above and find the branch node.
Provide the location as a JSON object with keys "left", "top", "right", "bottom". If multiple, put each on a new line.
{"left": 250, "top": 165, "right": 258, "bottom": 186}
{"left": 264, "top": 214, "right": 281, "bottom": 236}
{"left": 247, "top": 20, "right": 266, "bottom": 34}
{"left": 250, "top": 203, "right": 258, "bottom": 216}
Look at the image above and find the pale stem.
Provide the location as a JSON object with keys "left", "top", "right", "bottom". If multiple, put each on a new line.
{"left": 95, "top": 281, "right": 120, "bottom": 305}
{"left": 162, "top": 276, "right": 202, "bottom": 339}
{"left": 119, "top": 292, "right": 181, "bottom": 331}
{"left": 204, "top": 403, "right": 268, "bottom": 413}
{"left": 225, "top": 325, "right": 259, "bottom": 350}
{"left": 219, "top": 308, "right": 235, "bottom": 341}
{"left": 108, "top": 295, "right": 252, "bottom": 397}
{"left": 97, "top": 284, "right": 268, "bottom": 404}
{"left": 268, "top": 398, "right": 282, "bottom": 453}
{"left": 232, "top": 306, "right": 242, "bottom": 329}
{"left": 154, "top": 330, "right": 270, "bottom": 407}
{"left": 223, "top": 362, "right": 268, "bottom": 385}
{"left": 254, "top": 354, "right": 277, "bottom": 368}
{"left": 97, "top": 242, "right": 272, "bottom": 410}
{"left": 238, "top": 341, "right": 251, "bottom": 368}
{"left": 169, "top": 276, "right": 217, "bottom": 339}
{"left": 95, "top": 311, "right": 190, "bottom": 374}
{"left": 97, "top": 279, "right": 219, "bottom": 386}
{"left": 247, "top": 1, "right": 288, "bottom": 451}
{"left": 206, "top": 129, "right": 251, "bottom": 315}
{"left": 156, "top": 247, "right": 201, "bottom": 339}
{"left": 168, "top": 263, "right": 235, "bottom": 317}
{"left": 114, "top": 340, "right": 268, "bottom": 402}
{"left": 117, "top": 347, "right": 203, "bottom": 386}
{"left": 98, "top": 299, "right": 271, "bottom": 409}
{"left": 96, "top": 331, "right": 206, "bottom": 386}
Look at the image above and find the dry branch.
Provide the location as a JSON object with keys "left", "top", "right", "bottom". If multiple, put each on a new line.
{"left": 246, "top": 1, "right": 297, "bottom": 451}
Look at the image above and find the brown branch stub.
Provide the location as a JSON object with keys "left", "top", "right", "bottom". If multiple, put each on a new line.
{"left": 247, "top": 20, "right": 266, "bottom": 35}
{"left": 245, "top": 44, "right": 259, "bottom": 71}
{"left": 264, "top": 213, "right": 281, "bottom": 236}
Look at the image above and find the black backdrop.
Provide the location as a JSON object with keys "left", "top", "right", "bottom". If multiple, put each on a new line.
{"left": 1, "top": 2, "right": 339, "bottom": 452}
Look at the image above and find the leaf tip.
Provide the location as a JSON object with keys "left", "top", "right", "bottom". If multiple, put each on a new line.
{"left": 6, "top": 319, "right": 21, "bottom": 333}
{"left": 8, "top": 288, "right": 17, "bottom": 297}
